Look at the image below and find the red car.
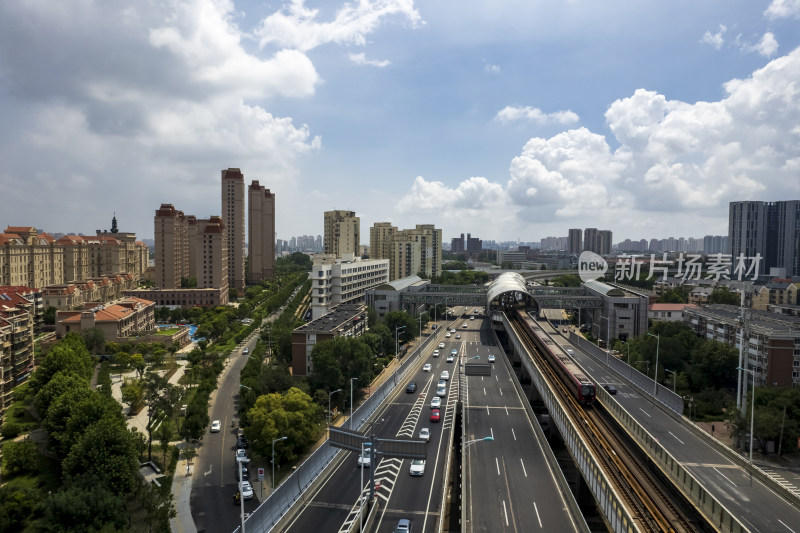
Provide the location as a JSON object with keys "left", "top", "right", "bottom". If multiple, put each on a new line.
{"left": 430, "top": 409, "right": 440, "bottom": 423}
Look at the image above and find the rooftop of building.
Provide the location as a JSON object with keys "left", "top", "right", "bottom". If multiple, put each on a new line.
{"left": 686, "top": 304, "right": 800, "bottom": 334}
{"left": 295, "top": 303, "right": 367, "bottom": 334}
{"left": 649, "top": 303, "right": 699, "bottom": 311}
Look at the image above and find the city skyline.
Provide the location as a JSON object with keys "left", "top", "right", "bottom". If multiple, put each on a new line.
{"left": 1, "top": 1, "right": 799, "bottom": 242}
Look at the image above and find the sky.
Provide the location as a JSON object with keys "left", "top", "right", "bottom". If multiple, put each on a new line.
{"left": 1, "top": 0, "right": 799, "bottom": 245}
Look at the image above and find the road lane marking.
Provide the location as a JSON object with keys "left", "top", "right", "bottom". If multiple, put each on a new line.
{"left": 534, "top": 501, "right": 542, "bottom": 528}
{"left": 778, "top": 519, "right": 796, "bottom": 532}
{"left": 511, "top": 428, "right": 516, "bottom": 441}
{"left": 502, "top": 500, "right": 509, "bottom": 527}
{"left": 713, "top": 467, "right": 736, "bottom": 486}
{"left": 668, "top": 431, "right": 685, "bottom": 445}
{"left": 496, "top": 457, "right": 500, "bottom": 476}
{"left": 638, "top": 408, "right": 651, "bottom": 418}
{"left": 520, "top": 458, "right": 527, "bottom": 478}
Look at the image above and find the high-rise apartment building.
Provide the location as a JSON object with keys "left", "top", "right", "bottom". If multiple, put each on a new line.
{"left": 190, "top": 216, "right": 227, "bottom": 290}
{"left": 466, "top": 233, "right": 482, "bottom": 254}
{"left": 248, "top": 181, "right": 275, "bottom": 283}
{"left": 221, "top": 168, "right": 246, "bottom": 291}
{"left": 389, "top": 225, "right": 442, "bottom": 280}
{"left": 309, "top": 254, "right": 389, "bottom": 320}
{"left": 450, "top": 234, "right": 465, "bottom": 253}
{"left": 324, "top": 210, "right": 360, "bottom": 258}
{"left": 154, "top": 204, "right": 190, "bottom": 289}
{"left": 599, "top": 230, "right": 613, "bottom": 255}
{"left": 568, "top": 228, "right": 582, "bottom": 254}
{"left": 729, "top": 200, "right": 800, "bottom": 277}
{"left": 370, "top": 222, "right": 397, "bottom": 259}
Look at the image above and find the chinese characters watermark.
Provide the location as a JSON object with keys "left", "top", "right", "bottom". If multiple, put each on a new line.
{"left": 614, "top": 253, "right": 762, "bottom": 282}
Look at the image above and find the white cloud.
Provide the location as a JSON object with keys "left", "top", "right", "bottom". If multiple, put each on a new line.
{"left": 700, "top": 24, "right": 726, "bottom": 50}
{"left": 483, "top": 59, "right": 500, "bottom": 73}
{"left": 349, "top": 52, "right": 391, "bottom": 67}
{"left": 495, "top": 106, "right": 580, "bottom": 125}
{"left": 253, "top": 0, "right": 422, "bottom": 52}
{"left": 764, "top": 0, "right": 800, "bottom": 19}
{"left": 398, "top": 47, "right": 800, "bottom": 233}
{"left": 739, "top": 32, "right": 780, "bottom": 57}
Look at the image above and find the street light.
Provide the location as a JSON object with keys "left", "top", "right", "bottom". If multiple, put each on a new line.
{"left": 683, "top": 395, "right": 695, "bottom": 421}
{"left": 327, "top": 389, "right": 342, "bottom": 428}
{"left": 395, "top": 325, "right": 406, "bottom": 359}
{"left": 463, "top": 435, "right": 494, "bottom": 450}
{"left": 738, "top": 367, "right": 756, "bottom": 467}
{"left": 664, "top": 368, "right": 677, "bottom": 393}
{"left": 350, "top": 377, "right": 358, "bottom": 429}
{"left": 271, "top": 436, "right": 287, "bottom": 490}
{"left": 599, "top": 314, "right": 610, "bottom": 364}
{"left": 621, "top": 340, "right": 631, "bottom": 365}
{"left": 236, "top": 455, "right": 249, "bottom": 533}
{"left": 647, "top": 332, "right": 660, "bottom": 397}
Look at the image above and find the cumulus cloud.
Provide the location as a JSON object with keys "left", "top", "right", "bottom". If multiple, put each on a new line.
{"left": 738, "top": 32, "right": 779, "bottom": 57}
{"left": 483, "top": 59, "right": 501, "bottom": 73}
{"left": 495, "top": 106, "right": 580, "bottom": 125}
{"left": 764, "top": 0, "right": 800, "bottom": 19}
{"left": 398, "top": 48, "right": 800, "bottom": 232}
{"left": 700, "top": 24, "right": 726, "bottom": 50}
{"left": 349, "top": 53, "right": 391, "bottom": 67}
{"left": 253, "top": 0, "right": 422, "bottom": 52}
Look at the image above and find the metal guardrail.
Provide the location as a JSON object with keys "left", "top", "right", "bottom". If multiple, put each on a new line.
{"left": 236, "top": 328, "right": 439, "bottom": 532}
{"left": 599, "top": 386, "right": 749, "bottom": 533}
{"left": 567, "top": 332, "right": 684, "bottom": 415}
{"left": 502, "top": 314, "right": 638, "bottom": 533}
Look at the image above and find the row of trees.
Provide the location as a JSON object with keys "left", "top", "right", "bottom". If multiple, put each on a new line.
{"left": 1, "top": 334, "right": 175, "bottom": 531}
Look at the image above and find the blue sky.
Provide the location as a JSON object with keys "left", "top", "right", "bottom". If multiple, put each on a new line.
{"left": 1, "top": 0, "right": 799, "bottom": 245}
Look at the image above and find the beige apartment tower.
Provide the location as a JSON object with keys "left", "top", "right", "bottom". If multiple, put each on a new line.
{"left": 154, "top": 204, "right": 190, "bottom": 289}
{"left": 248, "top": 181, "right": 275, "bottom": 283}
{"left": 370, "top": 222, "right": 397, "bottom": 260}
{"left": 389, "top": 224, "right": 442, "bottom": 280}
{"left": 324, "top": 210, "right": 360, "bottom": 258}
{"left": 222, "top": 168, "right": 246, "bottom": 292}
{"left": 192, "top": 216, "right": 228, "bottom": 290}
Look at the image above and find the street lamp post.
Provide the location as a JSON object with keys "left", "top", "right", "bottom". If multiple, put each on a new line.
{"left": 350, "top": 377, "right": 358, "bottom": 429}
{"left": 271, "top": 436, "right": 287, "bottom": 490}
{"left": 738, "top": 367, "right": 756, "bottom": 467}
{"left": 395, "top": 325, "right": 406, "bottom": 359}
{"left": 236, "top": 455, "right": 248, "bottom": 533}
{"left": 647, "top": 332, "right": 660, "bottom": 397}
{"left": 683, "top": 395, "right": 694, "bottom": 421}
{"left": 327, "top": 388, "right": 342, "bottom": 429}
{"left": 463, "top": 435, "right": 494, "bottom": 450}
{"left": 664, "top": 368, "right": 677, "bottom": 392}
{"left": 599, "top": 314, "right": 610, "bottom": 364}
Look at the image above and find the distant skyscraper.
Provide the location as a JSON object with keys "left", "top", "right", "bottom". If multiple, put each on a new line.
{"left": 729, "top": 200, "right": 800, "bottom": 277}
{"left": 451, "top": 233, "right": 465, "bottom": 253}
{"left": 324, "top": 210, "right": 360, "bottom": 258}
{"left": 248, "top": 181, "right": 275, "bottom": 282}
{"left": 598, "top": 230, "right": 612, "bottom": 255}
{"left": 568, "top": 228, "right": 582, "bottom": 254}
{"left": 221, "top": 168, "right": 246, "bottom": 291}
{"left": 466, "top": 233, "right": 482, "bottom": 253}
{"left": 154, "top": 204, "right": 189, "bottom": 289}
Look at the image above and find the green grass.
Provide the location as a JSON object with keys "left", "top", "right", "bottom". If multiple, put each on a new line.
{"left": 155, "top": 327, "right": 180, "bottom": 335}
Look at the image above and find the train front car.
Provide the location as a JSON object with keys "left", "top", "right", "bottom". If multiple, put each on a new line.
{"left": 577, "top": 381, "right": 596, "bottom": 405}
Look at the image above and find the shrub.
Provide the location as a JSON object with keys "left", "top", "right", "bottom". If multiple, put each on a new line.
{"left": 1, "top": 422, "right": 22, "bottom": 439}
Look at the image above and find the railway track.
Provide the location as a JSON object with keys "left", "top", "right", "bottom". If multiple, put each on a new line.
{"left": 509, "top": 310, "right": 708, "bottom": 533}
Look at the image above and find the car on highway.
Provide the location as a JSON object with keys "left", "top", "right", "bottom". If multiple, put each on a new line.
{"left": 437, "top": 379, "right": 446, "bottom": 388}
{"left": 440, "top": 370, "right": 450, "bottom": 381}
{"left": 603, "top": 384, "right": 618, "bottom": 395}
{"left": 488, "top": 354, "right": 496, "bottom": 363}
{"left": 462, "top": 323, "right": 468, "bottom": 328}
{"left": 430, "top": 396, "right": 441, "bottom": 408}
{"left": 445, "top": 332, "right": 451, "bottom": 338}
{"left": 450, "top": 328, "right": 456, "bottom": 333}
{"left": 446, "top": 354, "right": 454, "bottom": 362}
{"left": 395, "top": 518, "right": 411, "bottom": 532}
{"left": 437, "top": 384, "right": 447, "bottom": 397}
{"left": 406, "top": 381, "right": 417, "bottom": 393}
{"left": 433, "top": 349, "right": 440, "bottom": 357}
{"left": 423, "top": 363, "right": 432, "bottom": 372}
{"left": 451, "top": 349, "right": 458, "bottom": 356}
{"left": 242, "top": 348, "right": 249, "bottom": 355}
{"left": 470, "top": 316, "right": 474, "bottom": 320}
{"left": 239, "top": 480, "right": 254, "bottom": 500}
{"left": 358, "top": 448, "right": 372, "bottom": 467}
{"left": 418, "top": 427, "right": 430, "bottom": 442}
{"left": 430, "top": 409, "right": 440, "bottom": 422}
{"left": 409, "top": 458, "right": 426, "bottom": 476}
{"left": 438, "top": 342, "right": 445, "bottom": 349}
{"left": 210, "top": 420, "right": 221, "bottom": 433}
{"left": 455, "top": 334, "right": 461, "bottom": 339}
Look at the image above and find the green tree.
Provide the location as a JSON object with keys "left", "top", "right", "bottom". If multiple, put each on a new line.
{"left": 550, "top": 274, "right": 581, "bottom": 287}
{"left": 32, "top": 334, "right": 94, "bottom": 393}
{"left": 39, "top": 479, "right": 128, "bottom": 533}
{"left": 43, "top": 306, "right": 57, "bottom": 325}
{"left": 44, "top": 386, "right": 93, "bottom": 457}
{"left": 143, "top": 372, "right": 172, "bottom": 462}
{"left": 688, "top": 340, "right": 738, "bottom": 390}
{"left": 708, "top": 286, "right": 741, "bottom": 305}
{"left": 2, "top": 440, "right": 38, "bottom": 476}
{"left": 659, "top": 287, "right": 689, "bottom": 303}
{"left": 138, "top": 482, "right": 176, "bottom": 533}
{"left": 63, "top": 418, "right": 140, "bottom": 495}
{"left": 81, "top": 327, "right": 106, "bottom": 355}
{"left": 247, "top": 388, "right": 321, "bottom": 462}
{"left": 0, "top": 485, "right": 38, "bottom": 531}
{"left": 34, "top": 370, "right": 89, "bottom": 417}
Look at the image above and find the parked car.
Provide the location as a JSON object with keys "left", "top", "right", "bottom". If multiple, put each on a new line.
{"left": 210, "top": 420, "right": 221, "bottom": 433}
{"left": 409, "top": 458, "right": 426, "bottom": 476}
{"left": 236, "top": 463, "right": 249, "bottom": 480}
{"left": 239, "top": 480, "right": 254, "bottom": 500}
{"left": 237, "top": 435, "right": 248, "bottom": 449}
